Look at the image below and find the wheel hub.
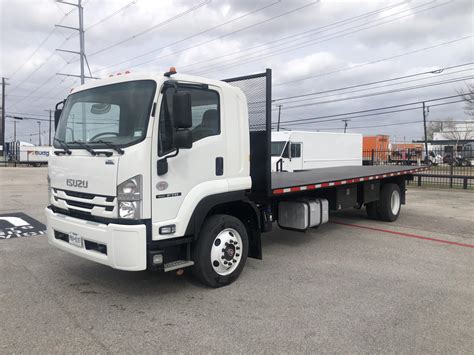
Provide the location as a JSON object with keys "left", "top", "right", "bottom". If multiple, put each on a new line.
{"left": 211, "top": 228, "right": 242, "bottom": 276}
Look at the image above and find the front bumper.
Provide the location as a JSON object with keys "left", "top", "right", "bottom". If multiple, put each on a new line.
{"left": 45, "top": 208, "right": 147, "bottom": 271}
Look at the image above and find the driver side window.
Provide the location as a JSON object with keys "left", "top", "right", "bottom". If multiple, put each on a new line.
{"left": 158, "top": 86, "right": 220, "bottom": 156}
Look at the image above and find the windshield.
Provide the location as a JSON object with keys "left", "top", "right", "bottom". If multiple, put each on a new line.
{"left": 271, "top": 141, "right": 289, "bottom": 157}
{"left": 54, "top": 80, "right": 156, "bottom": 148}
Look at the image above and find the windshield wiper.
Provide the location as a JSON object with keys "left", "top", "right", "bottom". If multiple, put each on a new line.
{"left": 53, "top": 138, "right": 72, "bottom": 155}
{"left": 71, "top": 140, "right": 97, "bottom": 156}
{"left": 89, "top": 140, "right": 124, "bottom": 155}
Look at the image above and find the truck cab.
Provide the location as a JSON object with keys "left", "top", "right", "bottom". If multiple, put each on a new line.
{"left": 47, "top": 69, "right": 263, "bottom": 287}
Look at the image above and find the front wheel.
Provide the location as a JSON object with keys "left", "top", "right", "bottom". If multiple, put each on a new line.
{"left": 192, "top": 214, "right": 249, "bottom": 288}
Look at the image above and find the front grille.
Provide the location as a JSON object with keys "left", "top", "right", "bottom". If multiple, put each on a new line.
{"left": 55, "top": 198, "right": 114, "bottom": 212}
{"left": 52, "top": 188, "right": 116, "bottom": 217}
{"left": 64, "top": 189, "right": 114, "bottom": 202}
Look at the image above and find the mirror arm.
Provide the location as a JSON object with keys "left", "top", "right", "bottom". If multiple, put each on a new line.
{"left": 157, "top": 149, "right": 180, "bottom": 176}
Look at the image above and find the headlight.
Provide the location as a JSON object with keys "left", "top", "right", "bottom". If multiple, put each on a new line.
{"left": 117, "top": 175, "right": 142, "bottom": 219}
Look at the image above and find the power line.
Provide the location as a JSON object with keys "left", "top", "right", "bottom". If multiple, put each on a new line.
{"left": 282, "top": 119, "right": 466, "bottom": 131}
{"left": 86, "top": 0, "right": 138, "bottom": 31}
{"left": 273, "top": 70, "right": 474, "bottom": 107}
{"left": 8, "top": 0, "right": 129, "bottom": 96}
{"left": 6, "top": 115, "right": 51, "bottom": 122}
{"left": 86, "top": 0, "right": 211, "bottom": 58}
{"left": 8, "top": 8, "right": 76, "bottom": 78}
{"left": 96, "top": 0, "right": 320, "bottom": 73}
{"left": 278, "top": 98, "right": 467, "bottom": 127}
{"left": 273, "top": 62, "right": 474, "bottom": 102}
{"left": 274, "top": 75, "right": 474, "bottom": 111}
{"left": 8, "top": 63, "right": 69, "bottom": 109}
{"left": 195, "top": 1, "right": 452, "bottom": 75}
{"left": 178, "top": 1, "right": 407, "bottom": 72}
{"left": 95, "top": 0, "right": 282, "bottom": 73}
{"left": 264, "top": 94, "right": 467, "bottom": 125}
{"left": 6, "top": 111, "right": 49, "bottom": 118}
{"left": 276, "top": 35, "right": 473, "bottom": 86}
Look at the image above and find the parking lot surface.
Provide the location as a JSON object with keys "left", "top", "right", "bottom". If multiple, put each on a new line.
{"left": 0, "top": 167, "right": 473, "bottom": 353}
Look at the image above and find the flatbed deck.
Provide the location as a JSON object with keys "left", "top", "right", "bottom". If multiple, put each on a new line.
{"left": 272, "top": 165, "right": 428, "bottom": 195}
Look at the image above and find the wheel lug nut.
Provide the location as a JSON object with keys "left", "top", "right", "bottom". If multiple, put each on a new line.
{"left": 224, "top": 261, "right": 228, "bottom": 265}
{"left": 228, "top": 263, "right": 232, "bottom": 266}
{"left": 236, "top": 247, "right": 240, "bottom": 250}
{"left": 222, "top": 248, "right": 225, "bottom": 252}
{"left": 233, "top": 259, "right": 236, "bottom": 263}
{"left": 221, "top": 256, "right": 225, "bottom": 259}
{"left": 234, "top": 241, "right": 238, "bottom": 245}
{"left": 236, "top": 253, "right": 240, "bottom": 257}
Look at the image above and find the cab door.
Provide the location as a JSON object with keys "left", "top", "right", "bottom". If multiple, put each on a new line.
{"left": 151, "top": 84, "right": 226, "bottom": 238}
{"left": 289, "top": 142, "right": 303, "bottom": 171}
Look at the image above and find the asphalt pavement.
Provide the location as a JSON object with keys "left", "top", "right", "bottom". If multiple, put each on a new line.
{"left": 0, "top": 167, "right": 473, "bottom": 353}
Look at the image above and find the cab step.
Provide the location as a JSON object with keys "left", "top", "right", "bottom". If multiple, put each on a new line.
{"left": 164, "top": 260, "right": 194, "bottom": 272}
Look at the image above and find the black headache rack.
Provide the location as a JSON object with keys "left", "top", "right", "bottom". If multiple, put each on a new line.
{"left": 223, "top": 69, "right": 272, "bottom": 200}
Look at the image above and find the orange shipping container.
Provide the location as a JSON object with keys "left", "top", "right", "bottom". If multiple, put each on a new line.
{"left": 363, "top": 135, "right": 390, "bottom": 161}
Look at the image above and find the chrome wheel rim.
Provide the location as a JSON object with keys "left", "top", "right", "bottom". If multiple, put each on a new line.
{"left": 390, "top": 189, "right": 400, "bottom": 215}
{"left": 210, "top": 228, "right": 242, "bottom": 276}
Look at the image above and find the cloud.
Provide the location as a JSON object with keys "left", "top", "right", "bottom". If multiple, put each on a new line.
{"left": 1, "top": 0, "right": 473, "bottom": 143}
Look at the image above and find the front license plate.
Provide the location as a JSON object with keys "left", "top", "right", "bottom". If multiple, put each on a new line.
{"left": 68, "top": 232, "right": 83, "bottom": 248}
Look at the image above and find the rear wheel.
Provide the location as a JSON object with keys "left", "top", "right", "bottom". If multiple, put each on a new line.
{"left": 378, "top": 183, "right": 401, "bottom": 222}
{"left": 192, "top": 214, "right": 248, "bottom": 288}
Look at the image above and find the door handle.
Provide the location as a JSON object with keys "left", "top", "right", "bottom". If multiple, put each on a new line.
{"left": 216, "top": 157, "right": 224, "bottom": 176}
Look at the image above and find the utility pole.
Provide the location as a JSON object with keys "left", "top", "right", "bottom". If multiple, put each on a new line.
{"left": 13, "top": 117, "right": 23, "bottom": 142}
{"left": 56, "top": 1, "right": 98, "bottom": 83}
{"left": 37, "top": 121, "right": 42, "bottom": 146}
{"left": 45, "top": 109, "right": 52, "bottom": 145}
{"left": 342, "top": 119, "right": 350, "bottom": 133}
{"left": 1, "top": 77, "right": 8, "bottom": 156}
{"left": 422, "top": 102, "right": 429, "bottom": 160}
{"left": 277, "top": 105, "right": 282, "bottom": 131}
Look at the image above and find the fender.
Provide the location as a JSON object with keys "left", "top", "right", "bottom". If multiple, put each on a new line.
{"left": 185, "top": 190, "right": 262, "bottom": 259}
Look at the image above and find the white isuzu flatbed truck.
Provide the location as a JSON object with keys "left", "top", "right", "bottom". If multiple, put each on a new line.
{"left": 46, "top": 68, "right": 427, "bottom": 287}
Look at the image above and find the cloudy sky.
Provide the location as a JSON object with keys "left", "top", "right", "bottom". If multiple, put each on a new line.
{"left": 1, "top": 0, "right": 473, "bottom": 145}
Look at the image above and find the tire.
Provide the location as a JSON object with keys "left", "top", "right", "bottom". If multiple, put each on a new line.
{"left": 192, "top": 214, "right": 249, "bottom": 288}
{"left": 378, "top": 183, "right": 401, "bottom": 222}
{"left": 366, "top": 201, "right": 380, "bottom": 220}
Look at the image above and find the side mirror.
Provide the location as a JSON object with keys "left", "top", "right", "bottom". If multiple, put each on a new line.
{"left": 54, "top": 100, "right": 65, "bottom": 129}
{"left": 157, "top": 159, "right": 168, "bottom": 176}
{"left": 174, "top": 129, "right": 192, "bottom": 149}
{"left": 172, "top": 92, "right": 192, "bottom": 128}
{"left": 54, "top": 109, "right": 62, "bottom": 129}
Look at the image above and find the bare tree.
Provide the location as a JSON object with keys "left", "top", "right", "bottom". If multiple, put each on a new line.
{"left": 439, "top": 118, "right": 474, "bottom": 152}
{"left": 456, "top": 82, "right": 474, "bottom": 117}
{"left": 426, "top": 121, "right": 443, "bottom": 140}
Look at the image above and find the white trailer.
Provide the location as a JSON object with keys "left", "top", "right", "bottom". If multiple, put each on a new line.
{"left": 9, "top": 142, "right": 51, "bottom": 166}
{"left": 18, "top": 146, "right": 51, "bottom": 165}
{"left": 271, "top": 131, "right": 362, "bottom": 172}
{"left": 46, "top": 68, "right": 427, "bottom": 288}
